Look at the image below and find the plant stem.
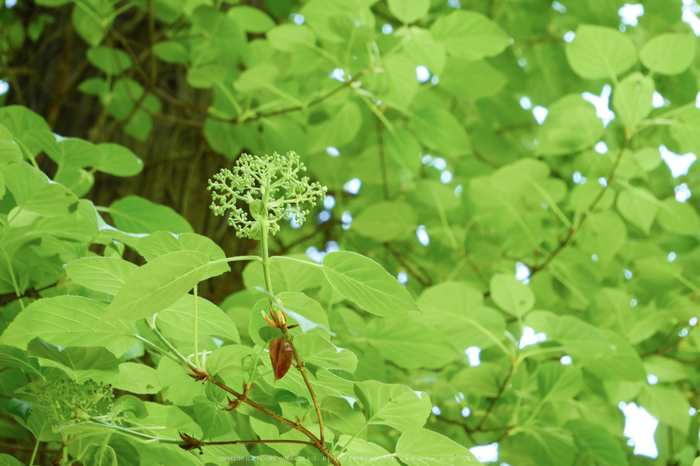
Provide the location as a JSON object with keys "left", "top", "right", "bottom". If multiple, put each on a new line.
{"left": 147, "top": 316, "right": 194, "bottom": 368}
{"left": 193, "top": 284, "right": 201, "bottom": 370}
{"left": 28, "top": 436, "right": 39, "bottom": 465}
{"left": 256, "top": 180, "right": 331, "bottom": 456}
{"left": 206, "top": 376, "right": 341, "bottom": 465}
{"left": 134, "top": 335, "right": 181, "bottom": 364}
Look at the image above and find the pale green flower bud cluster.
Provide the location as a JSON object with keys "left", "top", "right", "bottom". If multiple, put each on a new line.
{"left": 208, "top": 151, "right": 327, "bottom": 238}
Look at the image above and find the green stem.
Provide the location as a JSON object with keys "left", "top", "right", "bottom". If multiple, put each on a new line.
{"left": 193, "top": 284, "right": 201, "bottom": 370}
{"left": 147, "top": 316, "right": 194, "bottom": 368}
{"left": 134, "top": 335, "right": 181, "bottom": 364}
{"left": 29, "top": 436, "right": 39, "bottom": 465}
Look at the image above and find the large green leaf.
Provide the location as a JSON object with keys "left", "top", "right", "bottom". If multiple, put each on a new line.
{"left": 1, "top": 162, "right": 78, "bottom": 216}
{"left": 364, "top": 317, "right": 456, "bottom": 369}
{"left": 565, "top": 25, "right": 637, "bottom": 79}
{"left": 353, "top": 380, "right": 431, "bottom": 431}
{"left": 0, "top": 296, "right": 137, "bottom": 356}
{"left": 137, "top": 231, "right": 230, "bottom": 280}
{"left": 388, "top": 0, "right": 429, "bottom": 23}
{"left": 65, "top": 256, "right": 138, "bottom": 295}
{"left": 536, "top": 94, "right": 603, "bottom": 156}
{"left": 352, "top": 201, "right": 418, "bottom": 242}
{"left": 396, "top": 429, "right": 480, "bottom": 465}
{"left": 490, "top": 274, "right": 535, "bottom": 317}
{"left": 108, "top": 195, "right": 193, "bottom": 234}
{"left": 157, "top": 294, "right": 240, "bottom": 343}
{"left": 0, "top": 123, "right": 23, "bottom": 165}
{"left": 612, "top": 72, "right": 654, "bottom": 127}
{"left": 670, "top": 108, "right": 700, "bottom": 156}
{"left": 295, "top": 334, "right": 358, "bottom": 372}
{"left": 102, "top": 250, "right": 210, "bottom": 320}
{"left": 657, "top": 198, "right": 699, "bottom": 236}
{"left": 431, "top": 10, "right": 509, "bottom": 61}
{"left": 640, "top": 33, "right": 695, "bottom": 75}
{"left": 321, "top": 251, "right": 421, "bottom": 317}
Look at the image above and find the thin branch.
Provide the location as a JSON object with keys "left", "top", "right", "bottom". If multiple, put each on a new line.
{"left": 528, "top": 136, "right": 629, "bottom": 277}
{"left": 0, "top": 282, "right": 57, "bottom": 307}
{"left": 204, "top": 375, "right": 340, "bottom": 466}
{"left": 377, "top": 122, "right": 389, "bottom": 200}
{"left": 474, "top": 355, "right": 515, "bottom": 432}
{"left": 385, "top": 242, "right": 431, "bottom": 287}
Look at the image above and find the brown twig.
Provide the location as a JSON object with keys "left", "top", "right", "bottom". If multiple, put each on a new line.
{"left": 203, "top": 375, "right": 340, "bottom": 465}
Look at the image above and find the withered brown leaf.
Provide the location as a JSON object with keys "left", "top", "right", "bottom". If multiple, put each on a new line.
{"left": 269, "top": 337, "right": 293, "bottom": 382}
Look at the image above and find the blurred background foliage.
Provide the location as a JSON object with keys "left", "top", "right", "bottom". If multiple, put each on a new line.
{"left": 2, "top": 0, "right": 700, "bottom": 464}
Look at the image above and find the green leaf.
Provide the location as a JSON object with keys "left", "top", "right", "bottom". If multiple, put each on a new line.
{"left": 0, "top": 123, "right": 23, "bottom": 165}
{"left": 234, "top": 63, "right": 278, "bottom": 92}
{"left": 137, "top": 231, "right": 230, "bottom": 280}
{"left": 295, "top": 334, "right": 358, "bottom": 372}
{"left": 158, "top": 294, "right": 240, "bottom": 343}
{"left": 193, "top": 396, "right": 234, "bottom": 439}
{"left": 156, "top": 357, "right": 205, "bottom": 406}
{"left": 384, "top": 54, "right": 419, "bottom": 106}
{"left": 415, "top": 282, "right": 506, "bottom": 351}
{"left": 0, "top": 454, "right": 24, "bottom": 466}
{"left": 616, "top": 187, "right": 658, "bottom": 233}
{"left": 28, "top": 340, "right": 119, "bottom": 383}
{"left": 102, "top": 250, "right": 210, "bottom": 320}
{"left": 152, "top": 41, "right": 189, "bottom": 64}
{"left": 0, "top": 296, "right": 137, "bottom": 357}
{"left": 640, "top": 33, "right": 695, "bottom": 75}
{"left": 108, "top": 195, "right": 194, "bottom": 234}
{"left": 352, "top": 201, "right": 418, "bottom": 242}
{"left": 354, "top": 380, "right": 431, "bottom": 431}
{"left": 431, "top": 10, "right": 509, "bottom": 61}
{"left": 114, "top": 395, "right": 148, "bottom": 418}
{"left": 78, "top": 77, "right": 109, "bottom": 96}
{"left": 538, "top": 362, "right": 583, "bottom": 400}
{"left": 205, "top": 344, "right": 253, "bottom": 379}
{"left": 0, "top": 106, "right": 58, "bottom": 158}
{"left": 65, "top": 256, "right": 138, "bottom": 295}
{"left": 490, "top": 274, "right": 535, "bottom": 317}
{"left": 95, "top": 143, "right": 143, "bottom": 177}
{"left": 321, "top": 251, "right": 421, "bottom": 317}
{"left": 364, "top": 317, "right": 456, "bottom": 369}
{"left": 670, "top": 108, "right": 700, "bottom": 156}
{"left": 388, "top": 0, "right": 429, "bottom": 23}
{"left": 338, "top": 436, "right": 394, "bottom": 466}
{"left": 84, "top": 444, "right": 118, "bottom": 466}
{"left": 412, "top": 106, "right": 470, "bottom": 156}
{"left": 657, "top": 198, "right": 699, "bottom": 236}
{"left": 576, "top": 210, "right": 627, "bottom": 263}
{"left": 228, "top": 6, "right": 275, "bottom": 33}
{"left": 277, "top": 291, "right": 331, "bottom": 335}
{"left": 536, "top": 94, "right": 604, "bottom": 156}
{"left": 0, "top": 345, "right": 42, "bottom": 375}
{"left": 396, "top": 428, "right": 480, "bottom": 465}
{"left": 566, "top": 421, "right": 626, "bottom": 466}
{"left": 565, "top": 25, "right": 637, "bottom": 79}
{"left": 267, "top": 24, "right": 316, "bottom": 51}
{"left": 612, "top": 72, "right": 654, "bottom": 127}
{"left": 86, "top": 46, "right": 133, "bottom": 74}
{"left": 1, "top": 162, "right": 79, "bottom": 217}
{"left": 244, "top": 255, "right": 324, "bottom": 293}
{"left": 638, "top": 385, "right": 691, "bottom": 435}
{"left": 440, "top": 58, "right": 507, "bottom": 101}
{"left": 72, "top": 2, "right": 111, "bottom": 47}
{"left": 113, "top": 362, "right": 161, "bottom": 394}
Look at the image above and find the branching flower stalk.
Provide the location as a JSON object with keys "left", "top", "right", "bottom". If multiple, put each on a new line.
{"left": 203, "top": 152, "right": 340, "bottom": 464}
